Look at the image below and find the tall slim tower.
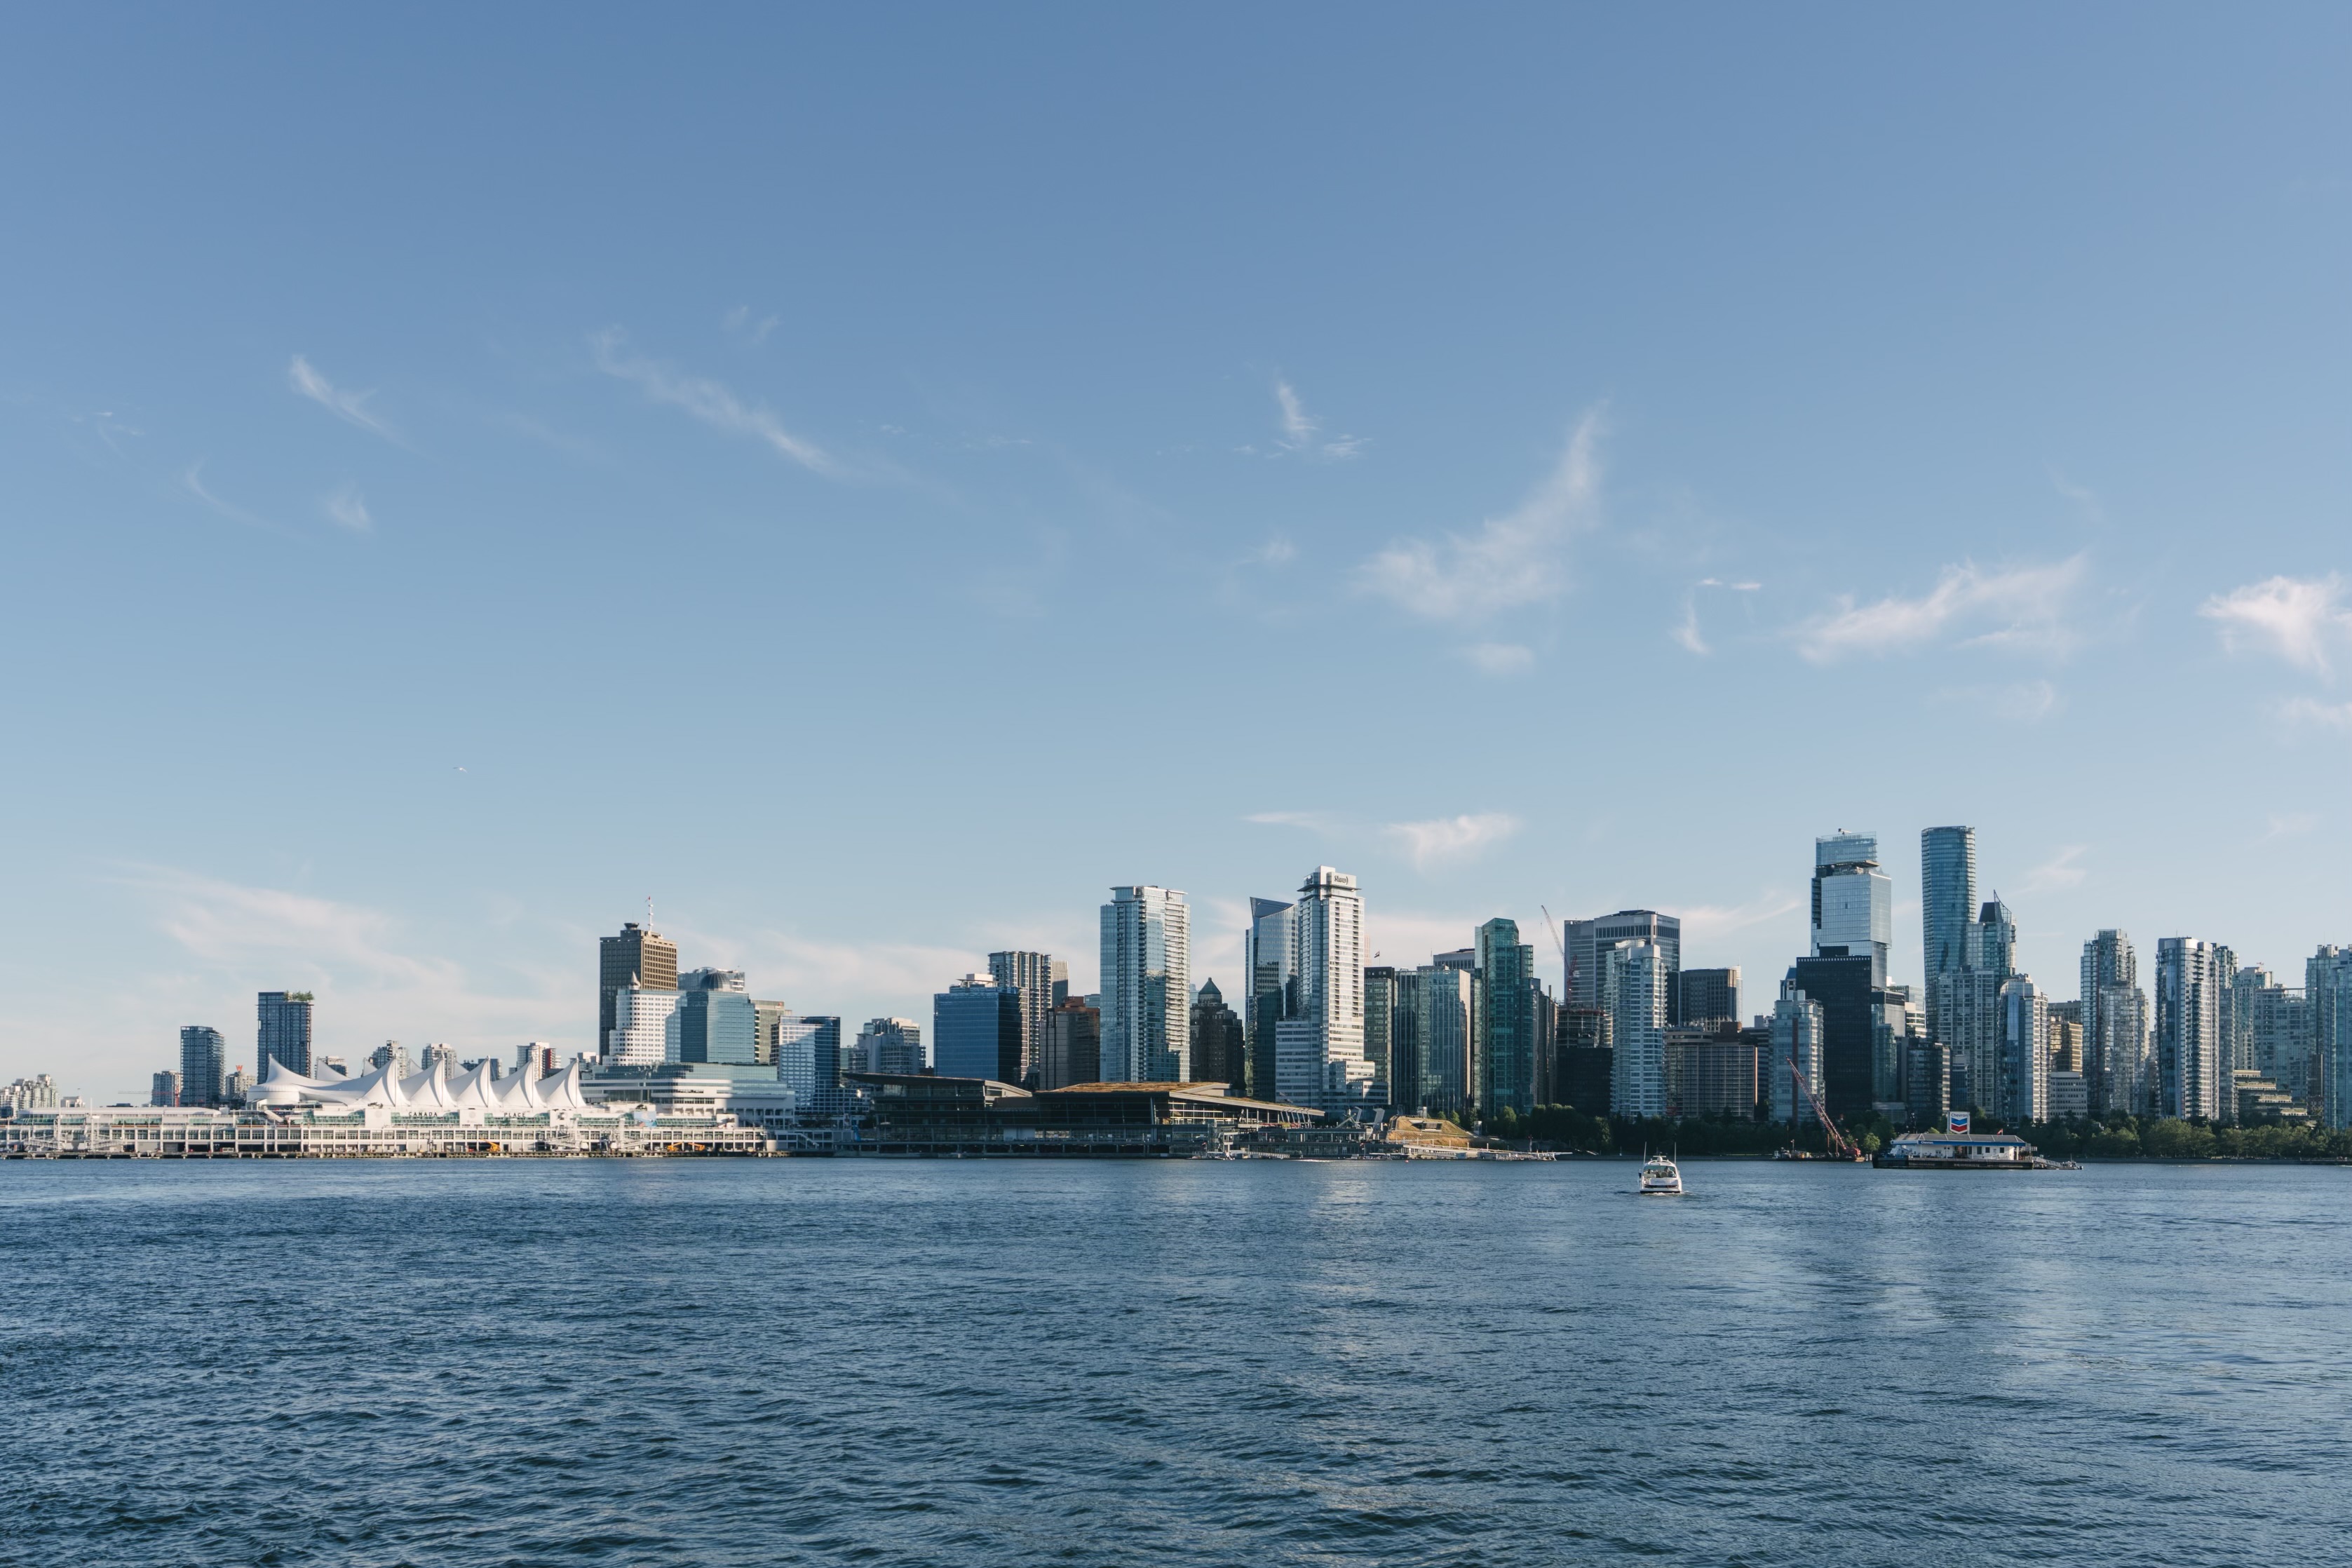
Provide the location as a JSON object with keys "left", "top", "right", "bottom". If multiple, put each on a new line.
{"left": 2156, "top": 938, "right": 2224, "bottom": 1121}
{"left": 600, "top": 921, "right": 679, "bottom": 1053}
{"left": 2081, "top": 930, "right": 2143, "bottom": 1115}
{"left": 257, "top": 992, "right": 314, "bottom": 1077}
{"left": 987, "top": 950, "right": 1056, "bottom": 1083}
{"left": 1477, "top": 917, "right": 1539, "bottom": 1116}
{"left": 180, "top": 1025, "right": 227, "bottom": 1109}
{"left": 1100, "top": 886, "right": 1191, "bottom": 1082}
{"left": 1920, "top": 826, "right": 1976, "bottom": 1039}
{"left": 1244, "top": 896, "right": 1295, "bottom": 1100}
{"left": 1811, "top": 832, "right": 1891, "bottom": 979}
{"left": 1278, "top": 867, "right": 1373, "bottom": 1109}
{"left": 1564, "top": 911, "right": 1681, "bottom": 1010}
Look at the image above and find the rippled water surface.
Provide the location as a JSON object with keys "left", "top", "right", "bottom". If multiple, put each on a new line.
{"left": 4, "top": 1158, "right": 2348, "bottom": 1566}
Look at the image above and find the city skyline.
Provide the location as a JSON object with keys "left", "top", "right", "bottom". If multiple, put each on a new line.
{"left": 2, "top": 8, "right": 2346, "bottom": 1102}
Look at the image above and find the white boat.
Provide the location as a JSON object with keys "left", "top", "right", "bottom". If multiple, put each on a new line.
{"left": 1638, "top": 1152, "right": 1684, "bottom": 1196}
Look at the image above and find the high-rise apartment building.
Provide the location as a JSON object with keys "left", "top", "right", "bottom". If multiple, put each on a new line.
{"left": 608, "top": 978, "right": 684, "bottom": 1065}
{"left": 1101, "top": 885, "right": 1191, "bottom": 1083}
{"left": 856, "top": 1018, "right": 926, "bottom": 1076}
{"left": 369, "top": 1041, "right": 412, "bottom": 1078}
{"left": 599, "top": 921, "right": 679, "bottom": 1059}
{"left": 1041, "top": 997, "right": 1102, "bottom": 1090}
{"left": 179, "top": 1025, "right": 227, "bottom": 1108}
{"left": 2081, "top": 931, "right": 2144, "bottom": 1114}
{"left": 1477, "top": 917, "right": 1539, "bottom": 1116}
{"left": 1676, "top": 968, "right": 1742, "bottom": 1030}
{"left": 1999, "top": 975, "right": 2050, "bottom": 1123}
{"left": 752, "top": 999, "right": 790, "bottom": 1066}
{"left": 1412, "top": 963, "right": 1474, "bottom": 1115}
{"left": 675, "top": 969, "right": 758, "bottom": 1065}
{"left": 2156, "top": 938, "right": 2225, "bottom": 1121}
{"left": 1969, "top": 900, "right": 2016, "bottom": 979}
{"left": 1275, "top": 868, "right": 1373, "bottom": 1111}
{"left": 989, "top": 950, "right": 1056, "bottom": 1083}
{"left": 1768, "top": 981, "right": 1825, "bottom": 1126}
{"left": 150, "top": 1070, "right": 180, "bottom": 1107}
{"left": 2310, "top": 946, "right": 2352, "bottom": 1130}
{"left": 1564, "top": 912, "right": 1680, "bottom": 1009}
{"left": 1604, "top": 939, "right": 1670, "bottom": 1120}
{"left": 1244, "top": 896, "right": 1295, "bottom": 1102}
{"left": 257, "top": 992, "right": 313, "bottom": 1078}
{"left": 1812, "top": 833, "right": 1891, "bottom": 977}
{"left": 934, "top": 973, "right": 1023, "bottom": 1082}
{"left": 1933, "top": 968, "right": 2003, "bottom": 1114}
{"left": 1920, "top": 826, "right": 1978, "bottom": 1041}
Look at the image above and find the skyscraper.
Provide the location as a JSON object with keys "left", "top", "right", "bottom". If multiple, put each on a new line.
{"left": 934, "top": 973, "right": 1023, "bottom": 1081}
{"left": 1934, "top": 967, "right": 2004, "bottom": 1116}
{"left": 1970, "top": 899, "right": 2016, "bottom": 979}
{"left": 2156, "top": 938, "right": 2225, "bottom": 1121}
{"left": 257, "top": 991, "right": 313, "bottom": 1077}
{"left": 599, "top": 921, "right": 679, "bottom": 1057}
{"left": 1412, "top": 962, "right": 1474, "bottom": 1115}
{"left": 1604, "top": 939, "right": 1669, "bottom": 1120}
{"left": 1999, "top": 975, "right": 2050, "bottom": 1123}
{"left": 1564, "top": 912, "right": 1680, "bottom": 1008}
{"left": 783, "top": 1016, "right": 845, "bottom": 1112}
{"left": 1244, "top": 895, "right": 1295, "bottom": 1102}
{"left": 1767, "top": 980, "right": 1824, "bottom": 1126}
{"left": 1100, "top": 885, "right": 1191, "bottom": 1083}
{"left": 2310, "top": 946, "right": 2352, "bottom": 1130}
{"left": 1675, "top": 968, "right": 1742, "bottom": 1030}
{"left": 1811, "top": 832, "right": 1891, "bottom": 976}
{"left": 855, "top": 1018, "right": 925, "bottom": 1076}
{"left": 1477, "top": 917, "right": 1540, "bottom": 1116}
{"left": 151, "top": 1070, "right": 180, "bottom": 1107}
{"left": 989, "top": 950, "right": 1056, "bottom": 1083}
{"left": 1191, "top": 979, "right": 1246, "bottom": 1091}
{"left": 2081, "top": 930, "right": 2144, "bottom": 1115}
{"left": 1920, "top": 826, "right": 1977, "bottom": 1040}
{"left": 179, "top": 1025, "right": 227, "bottom": 1109}
{"left": 1041, "top": 997, "right": 1101, "bottom": 1090}
{"left": 608, "top": 978, "right": 683, "bottom": 1065}
{"left": 1361, "top": 966, "right": 1398, "bottom": 1105}
{"left": 1276, "top": 868, "right": 1373, "bottom": 1111}
{"left": 675, "top": 969, "right": 759, "bottom": 1065}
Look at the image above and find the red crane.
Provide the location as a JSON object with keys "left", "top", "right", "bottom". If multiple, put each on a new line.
{"left": 1785, "top": 1054, "right": 1862, "bottom": 1161}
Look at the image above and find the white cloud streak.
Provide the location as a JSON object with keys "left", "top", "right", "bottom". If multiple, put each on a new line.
{"left": 2020, "top": 845, "right": 2088, "bottom": 894}
{"left": 1461, "top": 642, "right": 1534, "bottom": 675}
{"left": 180, "top": 462, "right": 282, "bottom": 534}
{"left": 1672, "top": 595, "right": 1709, "bottom": 655}
{"left": 2200, "top": 574, "right": 2352, "bottom": 676}
{"left": 1381, "top": 813, "right": 1521, "bottom": 870}
{"left": 325, "top": 484, "right": 372, "bottom": 532}
{"left": 1355, "top": 410, "right": 1604, "bottom": 623}
{"left": 2278, "top": 696, "right": 2352, "bottom": 732}
{"left": 1269, "top": 378, "right": 1366, "bottom": 461}
{"left": 1796, "top": 554, "right": 2088, "bottom": 663}
{"left": 288, "top": 355, "right": 403, "bottom": 444}
{"left": 590, "top": 328, "right": 839, "bottom": 477}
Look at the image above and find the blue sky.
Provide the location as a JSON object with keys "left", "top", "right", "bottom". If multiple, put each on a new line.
{"left": 4, "top": 4, "right": 2346, "bottom": 1098}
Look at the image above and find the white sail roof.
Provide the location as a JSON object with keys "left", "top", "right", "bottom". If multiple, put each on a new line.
{"left": 250, "top": 1055, "right": 588, "bottom": 1111}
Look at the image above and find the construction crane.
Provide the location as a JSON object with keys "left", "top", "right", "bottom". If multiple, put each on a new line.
{"left": 1539, "top": 904, "right": 1570, "bottom": 991}
{"left": 1785, "top": 1054, "right": 1860, "bottom": 1160}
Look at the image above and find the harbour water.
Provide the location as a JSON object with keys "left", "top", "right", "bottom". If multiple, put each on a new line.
{"left": 4, "top": 1158, "right": 2347, "bottom": 1565}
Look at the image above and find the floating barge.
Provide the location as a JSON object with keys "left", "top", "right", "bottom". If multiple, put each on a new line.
{"left": 1874, "top": 1130, "right": 2066, "bottom": 1170}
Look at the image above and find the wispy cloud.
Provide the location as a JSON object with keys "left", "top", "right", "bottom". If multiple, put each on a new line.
{"left": 2050, "top": 469, "right": 2106, "bottom": 527}
{"left": 116, "top": 864, "right": 567, "bottom": 1049}
{"left": 1461, "top": 642, "right": 1534, "bottom": 675}
{"left": 2200, "top": 574, "right": 2352, "bottom": 677}
{"left": 288, "top": 355, "right": 403, "bottom": 445}
{"left": 2259, "top": 811, "right": 2319, "bottom": 843}
{"left": 723, "top": 304, "right": 780, "bottom": 345}
{"left": 2020, "top": 845, "right": 2089, "bottom": 894}
{"left": 1660, "top": 893, "right": 1804, "bottom": 940}
{"left": 1245, "top": 810, "right": 1341, "bottom": 832}
{"left": 2278, "top": 696, "right": 2352, "bottom": 732}
{"left": 1936, "top": 679, "right": 2063, "bottom": 723}
{"left": 181, "top": 462, "right": 283, "bottom": 534}
{"left": 590, "top": 328, "right": 839, "bottom": 477}
{"left": 1356, "top": 409, "right": 1604, "bottom": 623}
{"left": 325, "top": 484, "right": 372, "bottom": 532}
{"left": 1672, "top": 595, "right": 1708, "bottom": 655}
{"left": 1796, "top": 554, "right": 2088, "bottom": 663}
{"left": 1381, "top": 813, "right": 1521, "bottom": 870}
{"left": 1244, "top": 536, "right": 1299, "bottom": 566}
{"left": 1270, "top": 379, "right": 1365, "bottom": 460}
